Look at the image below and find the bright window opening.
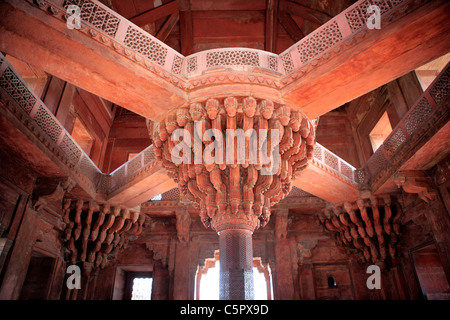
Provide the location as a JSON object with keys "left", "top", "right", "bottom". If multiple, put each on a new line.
{"left": 369, "top": 111, "right": 392, "bottom": 152}
{"left": 131, "top": 277, "right": 152, "bottom": 300}
{"left": 128, "top": 152, "right": 139, "bottom": 161}
{"left": 151, "top": 194, "right": 162, "bottom": 201}
{"left": 415, "top": 52, "right": 450, "bottom": 91}
{"left": 195, "top": 252, "right": 273, "bottom": 300}
{"left": 71, "top": 117, "right": 94, "bottom": 156}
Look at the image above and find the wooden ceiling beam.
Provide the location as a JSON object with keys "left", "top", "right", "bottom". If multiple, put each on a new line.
{"left": 179, "top": 0, "right": 194, "bottom": 56}
{"left": 130, "top": 0, "right": 179, "bottom": 26}
{"left": 278, "top": 11, "right": 304, "bottom": 43}
{"left": 265, "top": 0, "right": 279, "bottom": 52}
{"left": 156, "top": 12, "right": 180, "bottom": 42}
{"left": 279, "top": 0, "right": 331, "bottom": 25}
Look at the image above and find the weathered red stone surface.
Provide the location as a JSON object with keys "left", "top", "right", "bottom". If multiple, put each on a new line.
{"left": 0, "top": 0, "right": 448, "bottom": 302}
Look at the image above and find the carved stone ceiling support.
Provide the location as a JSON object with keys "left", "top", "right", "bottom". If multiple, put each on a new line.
{"left": 62, "top": 198, "right": 144, "bottom": 274}
{"left": 318, "top": 194, "right": 403, "bottom": 265}
{"left": 153, "top": 95, "right": 316, "bottom": 300}
{"left": 32, "top": 177, "right": 76, "bottom": 211}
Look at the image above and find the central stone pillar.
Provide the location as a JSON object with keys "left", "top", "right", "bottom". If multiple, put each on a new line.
{"left": 218, "top": 227, "right": 254, "bottom": 300}
{"left": 212, "top": 208, "right": 258, "bottom": 300}
{"left": 152, "top": 95, "right": 316, "bottom": 300}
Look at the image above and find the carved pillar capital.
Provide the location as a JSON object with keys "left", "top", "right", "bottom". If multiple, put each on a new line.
{"left": 146, "top": 240, "right": 170, "bottom": 268}
{"left": 175, "top": 207, "right": 191, "bottom": 243}
{"left": 296, "top": 239, "right": 318, "bottom": 264}
{"left": 275, "top": 209, "right": 289, "bottom": 239}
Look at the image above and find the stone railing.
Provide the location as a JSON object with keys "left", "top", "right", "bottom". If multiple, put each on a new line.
{"left": 312, "top": 142, "right": 358, "bottom": 185}
{"left": 41, "top": 0, "right": 185, "bottom": 77}
{"left": 0, "top": 52, "right": 102, "bottom": 194}
{"left": 279, "top": 0, "right": 412, "bottom": 77}
{"left": 184, "top": 48, "right": 282, "bottom": 77}
{"left": 357, "top": 61, "right": 450, "bottom": 190}
{"left": 105, "top": 144, "right": 157, "bottom": 194}
{"left": 34, "top": 0, "right": 414, "bottom": 84}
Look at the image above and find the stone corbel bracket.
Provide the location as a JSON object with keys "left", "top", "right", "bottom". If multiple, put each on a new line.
{"left": 175, "top": 207, "right": 191, "bottom": 243}
{"left": 317, "top": 194, "right": 404, "bottom": 264}
{"left": 392, "top": 170, "right": 437, "bottom": 203}
{"left": 32, "top": 177, "right": 76, "bottom": 211}
{"left": 62, "top": 198, "right": 144, "bottom": 272}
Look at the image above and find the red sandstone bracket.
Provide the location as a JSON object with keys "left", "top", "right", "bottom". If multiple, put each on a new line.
{"left": 0, "top": 0, "right": 187, "bottom": 120}
{"left": 0, "top": 0, "right": 448, "bottom": 120}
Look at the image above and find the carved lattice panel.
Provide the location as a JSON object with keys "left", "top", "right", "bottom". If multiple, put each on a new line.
{"left": 111, "top": 165, "right": 126, "bottom": 188}
{"left": 98, "top": 174, "right": 111, "bottom": 191}
{"left": 403, "top": 97, "right": 433, "bottom": 136}
{"left": 206, "top": 50, "right": 260, "bottom": 68}
{"left": 286, "top": 186, "right": 312, "bottom": 198}
{"left": 340, "top": 161, "right": 355, "bottom": 180}
{"left": 313, "top": 144, "right": 323, "bottom": 161}
{"left": 79, "top": 154, "right": 100, "bottom": 184}
{"left": 429, "top": 66, "right": 450, "bottom": 105}
{"left": 161, "top": 187, "right": 180, "bottom": 201}
{"left": 127, "top": 153, "right": 142, "bottom": 176}
{"left": 356, "top": 167, "right": 370, "bottom": 185}
{"left": 297, "top": 21, "right": 342, "bottom": 64}
{"left": 60, "top": 134, "right": 82, "bottom": 166}
{"left": 143, "top": 146, "right": 155, "bottom": 165}
{"left": 0, "top": 67, "right": 36, "bottom": 114}
{"left": 171, "top": 55, "right": 183, "bottom": 75}
{"left": 64, "top": 0, "right": 120, "bottom": 37}
{"left": 33, "top": 105, "right": 63, "bottom": 143}
{"left": 124, "top": 26, "right": 168, "bottom": 66}
{"left": 280, "top": 52, "right": 295, "bottom": 74}
{"left": 268, "top": 56, "right": 278, "bottom": 72}
{"left": 324, "top": 148, "right": 339, "bottom": 171}
{"left": 366, "top": 147, "right": 387, "bottom": 176}
{"left": 187, "top": 57, "right": 198, "bottom": 73}
{"left": 383, "top": 127, "right": 406, "bottom": 158}
{"left": 345, "top": 0, "right": 374, "bottom": 33}
{"left": 345, "top": 0, "right": 405, "bottom": 33}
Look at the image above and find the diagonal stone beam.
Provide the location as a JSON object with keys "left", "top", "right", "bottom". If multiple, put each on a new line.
{"left": 0, "top": 0, "right": 187, "bottom": 120}
{"left": 0, "top": 0, "right": 448, "bottom": 122}
{"left": 281, "top": 0, "right": 450, "bottom": 119}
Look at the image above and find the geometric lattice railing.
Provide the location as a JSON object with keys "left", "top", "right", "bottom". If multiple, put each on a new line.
{"left": 106, "top": 144, "right": 157, "bottom": 194}
{"left": 184, "top": 47, "right": 282, "bottom": 77}
{"left": 37, "top": 0, "right": 413, "bottom": 84}
{"left": 0, "top": 52, "right": 102, "bottom": 193}
{"left": 279, "top": 0, "right": 411, "bottom": 76}
{"left": 357, "top": 61, "right": 450, "bottom": 190}
{"left": 58, "top": 0, "right": 185, "bottom": 76}
{"left": 312, "top": 143, "right": 358, "bottom": 185}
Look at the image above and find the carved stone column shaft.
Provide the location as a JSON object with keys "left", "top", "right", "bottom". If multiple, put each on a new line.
{"left": 218, "top": 228, "right": 254, "bottom": 300}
